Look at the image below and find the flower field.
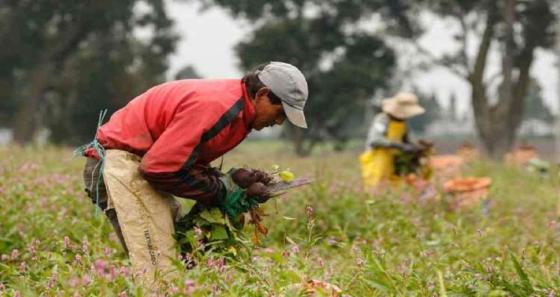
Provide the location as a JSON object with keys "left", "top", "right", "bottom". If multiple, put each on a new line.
{"left": 1, "top": 142, "right": 559, "bottom": 296}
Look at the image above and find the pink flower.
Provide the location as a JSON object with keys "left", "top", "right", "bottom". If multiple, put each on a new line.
{"left": 206, "top": 258, "right": 225, "bottom": 272}
{"left": 305, "top": 205, "right": 314, "bottom": 220}
{"left": 11, "top": 249, "right": 19, "bottom": 260}
{"left": 82, "top": 274, "right": 92, "bottom": 286}
{"left": 119, "top": 266, "right": 129, "bottom": 277}
{"left": 356, "top": 257, "right": 365, "bottom": 267}
{"left": 64, "top": 236, "right": 71, "bottom": 249}
{"left": 68, "top": 277, "right": 80, "bottom": 288}
{"left": 104, "top": 248, "right": 112, "bottom": 257}
{"left": 107, "top": 265, "right": 118, "bottom": 281}
{"left": 183, "top": 279, "right": 195, "bottom": 294}
{"left": 82, "top": 239, "right": 89, "bottom": 254}
{"left": 18, "top": 261, "right": 26, "bottom": 272}
{"left": 118, "top": 291, "right": 127, "bottom": 297}
{"left": 47, "top": 272, "right": 58, "bottom": 288}
{"left": 290, "top": 244, "right": 300, "bottom": 254}
{"left": 74, "top": 254, "right": 82, "bottom": 264}
{"left": 14, "top": 291, "right": 21, "bottom": 297}
{"left": 27, "top": 240, "right": 39, "bottom": 256}
{"left": 327, "top": 237, "right": 338, "bottom": 246}
{"left": 168, "top": 286, "right": 179, "bottom": 294}
{"left": 94, "top": 259, "right": 107, "bottom": 275}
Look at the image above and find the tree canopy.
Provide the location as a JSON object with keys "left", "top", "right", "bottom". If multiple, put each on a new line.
{"left": 0, "top": 0, "right": 177, "bottom": 144}
{"left": 194, "top": 0, "right": 418, "bottom": 154}
{"left": 412, "top": 0, "right": 557, "bottom": 156}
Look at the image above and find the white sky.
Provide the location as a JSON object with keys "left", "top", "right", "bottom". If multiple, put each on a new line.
{"left": 165, "top": 1, "right": 560, "bottom": 114}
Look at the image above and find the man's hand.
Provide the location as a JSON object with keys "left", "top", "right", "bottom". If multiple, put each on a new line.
{"left": 230, "top": 168, "right": 273, "bottom": 188}
{"left": 246, "top": 182, "right": 271, "bottom": 203}
{"left": 228, "top": 168, "right": 273, "bottom": 203}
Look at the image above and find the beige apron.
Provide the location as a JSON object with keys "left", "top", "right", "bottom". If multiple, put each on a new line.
{"left": 102, "top": 149, "right": 180, "bottom": 290}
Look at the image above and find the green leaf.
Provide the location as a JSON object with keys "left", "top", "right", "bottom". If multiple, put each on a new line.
{"left": 199, "top": 208, "right": 226, "bottom": 224}
{"left": 209, "top": 224, "right": 230, "bottom": 241}
{"left": 510, "top": 254, "right": 533, "bottom": 294}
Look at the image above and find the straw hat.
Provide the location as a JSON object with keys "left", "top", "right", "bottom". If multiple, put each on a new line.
{"left": 381, "top": 92, "right": 425, "bottom": 119}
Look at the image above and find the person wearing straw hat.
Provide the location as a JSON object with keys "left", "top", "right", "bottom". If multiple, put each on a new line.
{"left": 359, "top": 92, "right": 425, "bottom": 187}
{"left": 78, "top": 61, "right": 308, "bottom": 290}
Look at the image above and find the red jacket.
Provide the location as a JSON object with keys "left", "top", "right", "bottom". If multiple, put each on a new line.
{"left": 88, "top": 79, "right": 256, "bottom": 204}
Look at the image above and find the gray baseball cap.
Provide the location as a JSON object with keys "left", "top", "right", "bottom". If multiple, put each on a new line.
{"left": 257, "top": 62, "right": 309, "bottom": 128}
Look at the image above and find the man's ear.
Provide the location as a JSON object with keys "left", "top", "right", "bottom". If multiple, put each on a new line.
{"left": 255, "top": 87, "right": 270, "bottom": 99}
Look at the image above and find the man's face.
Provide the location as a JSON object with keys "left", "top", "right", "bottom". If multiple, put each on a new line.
{"left": 251, "top": 88, "right": 287, "bottom": 131}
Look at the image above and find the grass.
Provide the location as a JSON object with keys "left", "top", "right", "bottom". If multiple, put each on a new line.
{"left": 0, "top": 141, "right": 559, "bottom": 296}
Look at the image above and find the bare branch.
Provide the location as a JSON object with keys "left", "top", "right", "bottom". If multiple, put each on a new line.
{"left": 412, "top": 44, "right": 469, "bottom": 78}
{"left": 456, "top": 12, "right": 471, "bottom": 73}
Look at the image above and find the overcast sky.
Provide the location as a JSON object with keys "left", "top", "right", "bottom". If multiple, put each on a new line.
{"left": 165, "top": 1, "right": 559, "bottom": 114}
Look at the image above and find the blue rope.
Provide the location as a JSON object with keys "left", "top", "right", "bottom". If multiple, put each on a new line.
{"left": 74, "top": 109, "right": 108, "bottom": 216}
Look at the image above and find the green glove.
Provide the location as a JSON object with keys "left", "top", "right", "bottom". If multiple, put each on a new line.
{"left": 218, "top": 169, "right": 259, "bottom": 220}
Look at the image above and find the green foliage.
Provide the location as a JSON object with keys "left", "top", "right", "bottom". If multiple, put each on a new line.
{"left": 195, "top": 0, "right": 419, "bottom": 154}
{"left": 1, "top": 142, "right": 560, "bottom": 295}
{"left": 0, "top": 0, "right": 177, "bottom": 144}
{"left": 174, "top": 65, "right": 203, "bottom": 80}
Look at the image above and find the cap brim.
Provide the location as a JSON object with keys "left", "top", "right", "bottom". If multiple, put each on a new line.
{"left": 282, "top": 102, "right": 307, "bottom": 128}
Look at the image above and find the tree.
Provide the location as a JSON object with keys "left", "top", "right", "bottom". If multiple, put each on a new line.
{"left": 0, "top": 0, "right": 177, "bottom": 145}
{"left": 191, "top": 0, "right": 417, "bottom": 155}
{"left": 414, "top": 0, "right": 557, "bottom": 157}
{"left": 175, "top": 65, "right": 203, "bottom": 80}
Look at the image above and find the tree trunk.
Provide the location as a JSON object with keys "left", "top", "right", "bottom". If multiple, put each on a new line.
{"left": 471, "top": 0, "right": 526, "bottom": 159}
{"left": 477, "top": 105, "right": 516, "bottom": 158}
{"left": 481, "top": 0, "right": 516, "bottom": 158}
{"left": 12, "top": 67, "right": 48, "bottom": 145}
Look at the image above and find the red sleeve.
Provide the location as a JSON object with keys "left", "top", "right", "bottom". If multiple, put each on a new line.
{"left": 138, "top": 99, "right": 225, "bottom": 205}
